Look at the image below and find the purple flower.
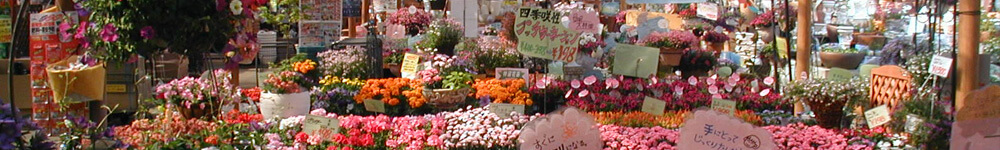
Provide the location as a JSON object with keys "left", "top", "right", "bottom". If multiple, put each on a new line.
{"left": 140, "top": 26, "right": 156, "bottom": 39}
{"left": 99, "top": 24, "right": 119, "bottom": 42}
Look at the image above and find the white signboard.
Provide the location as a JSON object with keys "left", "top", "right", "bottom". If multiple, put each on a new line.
{"left": 929, "top": 55, "right": 953, "bottom": 78}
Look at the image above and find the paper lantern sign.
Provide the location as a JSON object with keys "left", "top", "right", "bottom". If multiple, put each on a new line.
{"left": 641, "top": 97, "right": 667, "bottom": 116}
{"left": 859, "top": 64, "right": 879, "bottom": 79}
{"left": 696, "top": 3, "right": 719, "bottom": 20}
{"left": 488, "top": 103, "right": 525, "bottom": 118}
{"left": 400, "top": 53, "right": 420, "bottom": 79}
{"left": 864, "top": 105, "right": 891, "bottom": 128}
{"left": 496, "top": 68, "right": 530, "bottom": 81}
{"left": 302, "top": 115, "right": 340, "bottom": 141}
{"left": 515, "top": 7, "right": 580, "bottom": 62}
{"left": 827, "top": 67, "right": 854, "bottom": 80}
{"left": 711, "top": 98, "right": 736, "bottom": 115}
{"left": 929, "top": 55, "right": 953, "bottom": 78}
{"left": 569, "top": 10, "right": 600, "bottom": 33}
{"left": 678, "top": 110, "right": 777, "bottom": 150}
{"left": 363, "top": 99, "right": 386, "bottom": 113}
{"left": 519, "top": 107, "right": 603, "bottom": 150}
{"left": 612, "top": 44, "right": 659, "bottom": 78}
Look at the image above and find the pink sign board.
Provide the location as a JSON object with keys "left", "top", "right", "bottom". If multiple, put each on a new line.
{"left": 678, "top": 110, "right": 777, "bottom": 150}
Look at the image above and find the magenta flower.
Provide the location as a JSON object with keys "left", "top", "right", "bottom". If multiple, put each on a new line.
{"left": 58, "top": 22, "right": 72, "bottom": 40}
{"left": 74, "top": 21, "right": 88, "bottom": 40}
{"left": 100, "top": 24, "right": 119, "bottom": 42}
{"left": 140, "top": 26, "right": 156, "bottom": 39}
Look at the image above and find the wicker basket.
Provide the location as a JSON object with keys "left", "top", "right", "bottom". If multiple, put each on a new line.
{"left": 423, "top": 88, "right": 470, "bottom": 109}
{"left": 804, "top": 97, "right": 848, "bottom": 129}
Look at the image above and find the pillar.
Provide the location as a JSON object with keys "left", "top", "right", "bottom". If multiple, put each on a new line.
{"left": 956, "top": 0, "right": 981, "bottom": 111}
{"left": 794, "top": 0, "right": 812, "bottom": 114}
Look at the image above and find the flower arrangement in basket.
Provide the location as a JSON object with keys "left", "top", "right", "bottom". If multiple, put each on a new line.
{"left": 784, "top": 78, "right": 869, "bottom": 128}
{"left": 155, "top": 69, "right": 240, "bottom": 119}
{"left": 417, "top": 54, "right": 475, "bottom": 109}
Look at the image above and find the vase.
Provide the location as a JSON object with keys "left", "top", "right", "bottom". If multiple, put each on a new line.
{"left": 259, "top": 92, "right": 311, "bottom": 120}
{"left": 707, "top": 42, "right": 725, "bottom": 53}
{"left": 178, "top": 102, "right": 220, "bottom": 119}
{"left": 385, "top": 63, "right": 402, "bottom": 77}
{"left": 819, "top": 52, "right": 866, "bottom": 69}
{"left": 423, "top": 88, "right": 471, "bottom": 109}
{"left": 757, "top": 26, "right": 776, "bottom": 43}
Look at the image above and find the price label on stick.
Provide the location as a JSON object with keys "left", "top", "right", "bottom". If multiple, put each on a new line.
{"left": 929, "top": 55, "right": 953, "bottom": 77}
{"left": 641, "top": 97, "right": 666, "bottom": 116}
{"left": 711, "top": 98, "right": 736, "bottom": 115}
{"left": 302, "top": 115, "right": 340, "bottom": 141}
{"left": 488, "top": 103, "right": 525, "bottom": 118}
{"left": 363, "top": 99, "right": 386, "bottom": 113}
{"left": 864, "top": 105, "right": 892, "bottom": 128}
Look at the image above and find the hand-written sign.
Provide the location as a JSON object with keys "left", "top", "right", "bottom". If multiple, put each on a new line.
{"left": 679, "top": 110, "right": 777, "bottom": 150}
{"left": 515, "top": 7, "right": 580, "bottom": 62}
{"left": 400, "top": 53, "right": 420, "bottom": 79}
{"left": 930, "top": 55, "right": 953, "bottom": 78}
{"left": 957, "top": 85, "right": 1000, "bottom": 121}
{"left": 363, "top": 99, "right": 386, "bottom": 113}
{"left": 950, "top": 85, "right": 1000, "bottom": 149}
{"left": 569, "top": 10, "right": 600, "bottom": 33}
{"left": 519, "top": 108, "right": 603, "bottom": 150}
{"left": 641, "top": 97, "right": 667, "bottom": 116}
{"left": 302, "top": 115, "right": 340, "bottom": 141}
{"left": 711, "top": 98, "right": 736, "bottom": 115}
{"left": 488, "top": 103, "right": 525, "bottom": 118}
{"left": 864, "top": 105, "right": 891, "bottom": 128}
{"left": 495, "top": 68, "right": 530, "bottom": 81}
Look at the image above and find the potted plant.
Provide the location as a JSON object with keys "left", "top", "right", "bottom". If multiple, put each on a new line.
{"left": 819, "top": 46, "right": 866, "bottom": 69}
{"left": 317, "top": 46, "right": 370, "bottom": 79}
{"left": 383, "top": 48, "right": 409, "bottom": 77}
{"left": 387, "top": 7, "right": 432, "bottom": 36}
{"left": 702, "top": 31, "right": 730, "bottom": 53}
{"left": 465, "top": 37, "right": 521, "bottom": 76}
{"left": 750, "top": 11, "right": 776, "bottom": 43}
{"left": 154, "top": 70, "right": 240, "bottom": 119}
{"left": 784, "top": 78, "right": 868, "bottom": 128}
{"left": 643, "top": 31, "right": 699, "bottom": 67}
{"left": 313, "top": 75, "right": 366, "bottom": 115}
{"left": 676, "top": 49, "right": 718, "bottom": 77}
{"left": 418, "top": 19, "right": 464, "bottom": 56}
{"left": 260, "top": 55, "right": 316, "bottom": 119}
{"left": 418, "top": 54, "right": 474, "bottom": 109}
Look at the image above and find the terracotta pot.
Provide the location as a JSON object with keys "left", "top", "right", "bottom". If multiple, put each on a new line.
{"left": 757, "top": 26, "right": 776, "bottom": 43}
{"left": 852, "top": 33, "right": 886, "bottom": 48}
{"left": 485, "top": 69, "right": 496, "bottom": 77}
{"left": 982, "top": 31, "right": 995, "bottom": 42}
{"left": 707, "top": 42, "right": 725, "bottom": 53}
{"left": 385, "top": 63, "right": 402, "bottom": 77}
{"left": 804, "top": 97, "right": 848, "bottom": 129}
{"left": 658, "top": 48, "right": 684, "bottom": 66}
{"left": 819, "top": 52, "right": 866, "bottom": 69}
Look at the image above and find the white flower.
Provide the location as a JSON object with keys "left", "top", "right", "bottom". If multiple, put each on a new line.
{"left": 230, "top": 0, "right": 243, "bottom": 15}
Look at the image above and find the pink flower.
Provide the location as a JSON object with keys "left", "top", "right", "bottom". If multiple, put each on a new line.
{"left": 140, "top": 26, "right": 156, "bottom": 39}
{"left": 100, "top": 24, "right": 119, "bottom": 42}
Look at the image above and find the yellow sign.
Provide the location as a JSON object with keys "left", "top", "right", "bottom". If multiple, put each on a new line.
{"left": 400, "top": 53, "right": 420, "bottom": 79}
{"left": 106, "top": 84, "right": 126, "bottom": 93}
{"left": 0, "top": 16, "right": 10, "bottom": 43}
{"left": 776, "top": 37, "right": 788, "bottom": 58}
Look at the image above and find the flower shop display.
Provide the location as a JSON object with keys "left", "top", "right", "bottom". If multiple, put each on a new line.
{"left": 382, "top": 48, "right": 409, "bottom": 76}
{"left": 318, "top": 46, "right": 371, "bottom": 79}
{"left": 260, "top": 68, "right": 313, "bottom": 119}
{"left": 312, "top": 76, "right": 366, "bottom": 115}
{"left": 764, "top": 123, "right": 872, "bottom": 150}
{"left": 819, "top": 46, "right": 866, "bottom": 69}
{"left": 419, "top": 54, "right": 475, "bottom": 109}
{"left": 155, "top": 69, "right": 240, "bottom": 119}
{"left": 387, "top": 7, "right": 432, "bottom": 35}
{"left": 472, "top": 79, "right": 533, "bottom": 105}
{"left": 354, "top": 78, "right": 429, "bottom": 116}
{"left": 418, "top": 19, "right": 464, "bottom": 56}
{"left": 464, "top": 37, "right": 522, "bottom": 74}
{"left": 599, "top": 124, "right": 680, "bottom": 149}
{"left": 643, "top": 31, "right": 699, "bottom": 66}
{"left": 785, "top": 78, "right": 869, "bottom": 128}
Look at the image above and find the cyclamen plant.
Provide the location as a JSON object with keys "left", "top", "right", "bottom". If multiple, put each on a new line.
{"left": 644, "top": 31, "right": 699, "bottom": 49}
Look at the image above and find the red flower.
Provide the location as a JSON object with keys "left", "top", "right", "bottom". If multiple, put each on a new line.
{"left": 341, "top": 146, "right": 354, "bottom": 150}
{"left": 204, "top": 135, "right": 219, "bottom": 145}
{"left": 326, "top": 146, "right": 338, "bottom": 150}
{"left": 294, "top": 132, "right": 309, "bottom": 143}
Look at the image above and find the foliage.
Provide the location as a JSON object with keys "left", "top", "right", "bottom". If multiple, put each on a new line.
{"left": 702, "top": 31, "right": 730, "bottom": 43}
{"left": 78, "top": 0, "right": 244, "bottom": 64}
{"left": 677, "top": 49, "right": 718, "bottom": 71}
{"left": 764, "top": 123, "right": 871, "bottom": 149}
{"left": 418, "top": 19, "right": 464, "bottom": 52}
{"left": 257, "top": 0, "right": 301, "bottom": 37}
{"left": 784, "top": 78, "right": 869, "bottom": 109}
{"left": 382, "top": 48, "right": 408, "bottom": 64}
{"left": 887, "top": 93, "right": 952, "bottom": 149}
{"left": 155, "top": 70, "right": 241, "bottom": 109}
{"left": 354, "top": 78, "right": 429, "bottom": 116}
{"left": 750, "top": 11, "right": 775, "bottom": 27}
{"left": 311, "top": 76, "right": 365, "bottom": 115}
{"left": 822, "top": 47, "right": 860, "bottom": 53}
{"left": 386, "top": 7, "right": 432, "bottom": 34}
{"left": 464, "top": 37, "right": 522, "bottom": 71}
{"left": 0, "top": 104, "right": 56, "bottom": 150}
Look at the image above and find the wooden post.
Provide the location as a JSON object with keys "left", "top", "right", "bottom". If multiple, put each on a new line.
{"left": 956, "top": 0, "right": 981, "bottom": 111}
{"left": 794, "top": 0, "right": 812, "bottom": 114}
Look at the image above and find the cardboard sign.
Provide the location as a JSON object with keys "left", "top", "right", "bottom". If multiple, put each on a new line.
{"left": 400, "top": 53, "right": 420, "bottom": 79}
{"left": 519, "top": 108, "right": 603, "bottom": 150}
{"left": 859, "top": 64, "right": 879, "bottom": 79}
{"left": 569, "top": 10, "right": 600, "bottom": 33}
{"left": 864, "top": 105, "right": 892, "bottom": 128}
{"left": 678, "top": 110, "right": 777, "bottom": 150}
{"left": 0, "top": 16, "right": 10, "bottom": 43}
{"left": 951, "top": 85, "right": 1000, "bottom": 149}
{"left": 827, "top": 67, "right": 854, "bottom": 80}
{"left": 363, "top": 99, "right": 386, "bottom": 113}
{"left": 641, "top": 97, "right": 667, "bottom": 116}
{"left": 515, "top": 7, "right": 580, "bottom": 62}
{"left": 611, "top": 44, "right": 658, "bottom": 78}
{"left": 711, "top": 98, "right": 736, "bottom": 115}
{"left": 930, "top": 55, "right": 953, "bottom": 78}
{"left": 495, "top": 68, "right": 530, "bottom": 81}
{"left": 302, "top": 115, "right": 340, "bottom": 141}
{"left": 488, "top": 103, "right": 525, "bottom": 118}
{"left": 696, "top": 3, "right": 719, "bottom": 20}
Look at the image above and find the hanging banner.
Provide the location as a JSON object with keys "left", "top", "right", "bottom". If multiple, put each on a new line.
{"left": 515, "top": 7, "right": 580, "bottom": 62}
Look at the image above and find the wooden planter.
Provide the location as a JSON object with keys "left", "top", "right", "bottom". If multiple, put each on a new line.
{"left": 423, "top": 88, "right": 470, "bottom": 109}
{"left": 819, "top": 52, "right": 866, "bottom": 69}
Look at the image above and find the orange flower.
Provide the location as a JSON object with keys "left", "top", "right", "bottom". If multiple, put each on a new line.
{"left": 354, "top": 78, "right": 425, "bottom": 108}
{"left": 204, "top": 135, "right": 219, "bottom": 145}
{"left": 472, "top": 79, "right": 532, "bottom": 105}
{"left": 292, "top": 59, "right": 317, "bottom": 73}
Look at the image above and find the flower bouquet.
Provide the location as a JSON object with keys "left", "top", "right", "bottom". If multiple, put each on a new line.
{"left": 643, "top": 31, "right": 699, "bottom": 66}
{"left": 784, "top": 78, "right": 869, "bottom": 128}
{"left": 155, "top": 69, "right": 240, "bottom": 119}
{"left": 418, "top": 54, "right": 475, "bottom": 109}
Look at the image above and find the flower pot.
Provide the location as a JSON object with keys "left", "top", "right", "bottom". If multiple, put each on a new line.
{"left": 423, "top": 88, "right": 471, "bottom": 109}
{"left": 819, "top": 52, "right": 866, "bottom": 69}
{"left": 259, "top": 92, "right": 311, "bottom": 120}
{"left": 681, "top": 68, "right": 710, "bottom": 78}
{"left": 757, "top": 26, "right": 776, "bottom": 43}
{"left": 803, "top": 97, "right": 848, "bottom": 129}
{"left": 177, "top": 102, "right": 220, "bottom": 119}
{"left": 982, "top": 31, "right": 995, "bottom": 42}
{"left": 385, "top": 63, "right": 402, "bottom": 77}
{"left": 658, "top": 48, "right": 684, "bottom": 66}
{"left": 485, "top": 69, "right": 497, "bottom": 77}
{"left": 429, "top": 0, "right": 446, "bottom": 10}
{"left": 852, "top": 33, "right": 886, "bottom": 48}
{"left": 707, "top": 42, "right": 725, "bottom": 53}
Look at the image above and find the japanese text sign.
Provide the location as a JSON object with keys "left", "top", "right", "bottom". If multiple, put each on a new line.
{"left": 864, "top": 105, "right": 891, "bottom": 128}
{"left": 488, "top": 103, "right": 525, "bottom": 118}
{"left": 569, "top": 10, "right": 600, "bottom": 33}
{"left": 711, "top": 98, "right": 736, "bottom": 115}
{"left": 303, "top": 115, "right": 340, "bottom": 141}
{"left": 519, "top": 108, "right": 602, "bottom": 150}
{"left": 641, "top": 97, "right": 667, "bottom": 116}
{"left": 930, "top": 55, "right": 953, "bottom": 78}
{"left": 679, "top": 110, "right": 777, "bottom": 150}
{"left": 363, "top": 99, "right": 385, "bottom": 113}
{"left": 496, "top": 68, "right": 530, "bottom": 81}
{"left": 400, "top": 53, "right": 420, "bottom": 79}
{"left": 515, "top": 7, "right": 580, "bottom": 62}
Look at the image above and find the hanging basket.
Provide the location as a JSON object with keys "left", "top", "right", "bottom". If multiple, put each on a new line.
{"left": 423, "top": 88, "right": 470, "bottom": 109}
{"left": 259, "top": 92, "right": 311, "bottom": 120}
{"left": 46, "top": 55, "right": 106, "bottom": 103}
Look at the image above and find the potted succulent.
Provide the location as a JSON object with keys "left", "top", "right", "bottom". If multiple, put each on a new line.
{"left": 676, "top": 48, "right": 718, "bottom": 77}
{"left": 418, "top": 54, "right": 474, "bottom": 109}
{"left": 819, "top": 46, "right": 866, "bottom": 69}
{"left": 643, "top": 31, "right": 699, "bottom": 66}
{"left": 784, "top": 78, "right": 869, "bottom": 128}
{"left": 702, "top": 31, "right": 730, "bottom": 53}
{"left": 418, "top": 19, "right": 464, "bottom": 56}
{"left": 260, "top": 55, "right": 316, "bottom": 119}
{"left": 154, "top": 70, "right": 240, "bottom": 119}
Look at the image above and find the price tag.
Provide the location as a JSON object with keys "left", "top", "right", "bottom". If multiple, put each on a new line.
{"left": 929, "top": 55, "right": 953, "bottom": 77}
{"left": 0, "top": 16, "right": 10, "bottom": 43}
{"left": 400, "top": 53, "right": 420, "bottom": 79}
{"left": 717, "top": 67, "right": 733, "bottom": 77}
{"left": 641, "top": 97, "right": 666, "bottom": 116}
{"left": 496, "top": 68, "right": 530, "bottom": 81}
{"left": 363, "top": 99, "right": 386, "bottom": 113}
{"left": 488, "top": 103, "right": 525, "bottom": 118}
{"left": 106, "top": 84, "right": 127, "bottom": 93}
{"left": 302, "top": 115, "right": 340, "bottom": 141}
{"left": 827, "top": 67, "right": 854, "bottom": 80}
{"left": 864, "top": 105, "right": 892, "bottom": 128}
{"left": 711, "top": 98, "right": 736, "bottom": 115}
